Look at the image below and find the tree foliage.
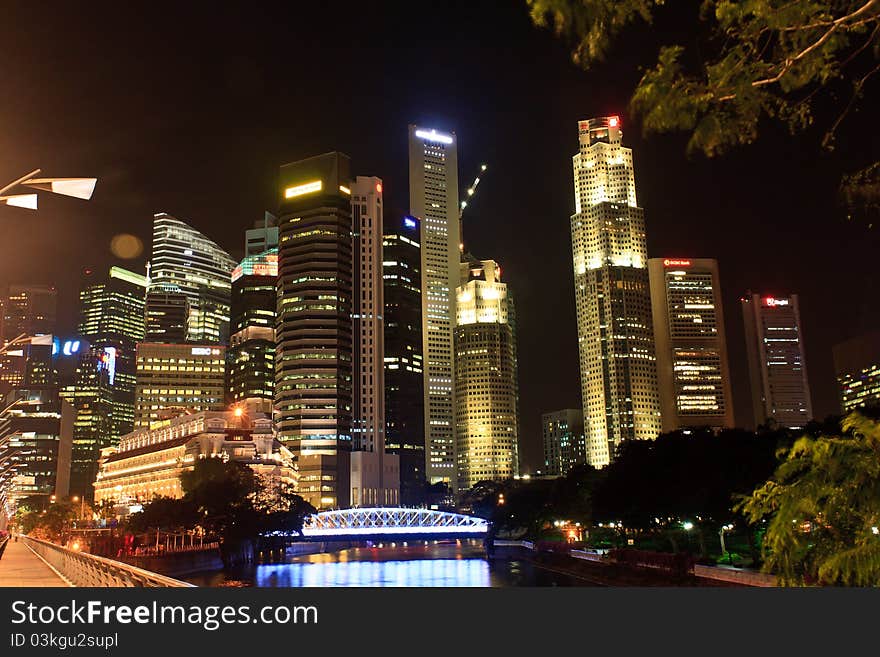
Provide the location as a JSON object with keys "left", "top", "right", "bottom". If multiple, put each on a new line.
{"left": 528, "top": 0, "right": 880, "bottom": 216}
{"left": 593, "top": 427, "right": 786, "bottom": 530}
{"left": 17, "top": 501, "right": 77, "bottom": 541}
{"left": 738, "top": 412, "right": 880, "bottom": 586}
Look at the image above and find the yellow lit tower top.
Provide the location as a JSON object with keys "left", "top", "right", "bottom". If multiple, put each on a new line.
{"left": 571, "top": 116, "right": 645, "bottom": 274}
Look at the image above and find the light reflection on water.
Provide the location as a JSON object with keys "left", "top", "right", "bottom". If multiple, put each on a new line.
{"left": 185, "top": 541, "right": 591, "bottom": 587}
{"left": 256, "top": 557, "right": 491, "bottom": 587}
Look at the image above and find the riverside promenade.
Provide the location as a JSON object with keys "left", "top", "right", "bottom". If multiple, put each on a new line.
{"left": 0, "top": 538, "right": 69, "bottom": 587}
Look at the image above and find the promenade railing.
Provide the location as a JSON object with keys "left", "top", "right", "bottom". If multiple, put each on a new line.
{"left": 20, "top": 535, "right": 195, "bottom": 587}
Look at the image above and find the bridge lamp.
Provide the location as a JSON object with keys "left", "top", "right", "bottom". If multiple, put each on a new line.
{"left": 0, "top": 168, "right": 97, "bottom": 211}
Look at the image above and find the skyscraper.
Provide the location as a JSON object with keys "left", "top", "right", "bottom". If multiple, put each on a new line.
{"left": 228, "top": 249, "right": 278, "bottom": 415}
{"left": 350, "top": 176, "right": 399, "bottom": 506}
{"left": 454, "top": 258, "right": 519, "bottom": 490}
{"left": 383, "top": 215, "right": 425, "bottom": 505}
{"left": 408, "top": 124, "right": 460, "bottom": 488}
{"left": 648, "top": 258, "right": 734, "bottom": 432}
{"left": 62, "top": 345, "right": 114, "bottom": 498}
{"left": 0, "top": 285, "right": 57, "bottom": 393}
{"left": 570, "top": 116, "right": 661, "bottom": 467}
{"left": 351, "top": 176, "right": 385, "bottom": 453}
{"left": 144, "top": 288, "right": 189, "bottom": 343}
{"left": 246, "top": 211, "right": 279, "bottom": 256}
{"left": 134, "top": 343, "right": 226, "bottom": 428}
{"left": 0, "top": 284, "right": 57, "bottom": 341}
{"left": 542, "top": 409, "right": 586, "bottom": 477}
{"left": 148, "top": 213, "right": 236, "bottom": 344}
{"left": 833, "top": 331, "right": 880, "bottom": 413}
{"left": 742, "top": 293, "right": 813, "bottom": 429}
{"left": 276, "top": 152, "right": 353, "bottom": 510}
{"left": 77, "top": 266, "right": 147, "bottom": 436}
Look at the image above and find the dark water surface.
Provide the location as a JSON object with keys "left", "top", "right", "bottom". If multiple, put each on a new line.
{"left": 185, "top": 541, "right": 597, "bottom": 587}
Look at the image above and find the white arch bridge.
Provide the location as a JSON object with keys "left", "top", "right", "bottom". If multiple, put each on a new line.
{"left": 298, "top": 508, "right": 489, "bottom": 541}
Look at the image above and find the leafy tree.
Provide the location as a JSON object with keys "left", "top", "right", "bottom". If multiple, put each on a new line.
{"left": 738, "top": 412, "right": 880, "bottom": 585}
{"left": 254, "top": 478, "right": 315, "bottom": 536}
{"left": 527, "top": 0, "right": 880, "bottom": 217}
{"left": 17, "top": 501, "right": 77, "bottom": 541}
{"left": 179, "top": 458, "right": 262, "bottom": 544}
{"left": 593, "top": 427, "right": 786, "bottom": 557}
{"left": 459, "top": 480, "right": 506, "bottom": 519}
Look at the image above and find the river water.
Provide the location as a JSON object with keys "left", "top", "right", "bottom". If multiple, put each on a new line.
{"left": 185, "top": 540, "right": 596, "bottom": 587}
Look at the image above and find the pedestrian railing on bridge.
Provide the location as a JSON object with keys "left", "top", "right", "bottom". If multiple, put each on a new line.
{"left": 20, "top": 535, "right": 195, "bottom": 587}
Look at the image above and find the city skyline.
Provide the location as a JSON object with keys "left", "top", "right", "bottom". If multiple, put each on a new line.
{"left": 1, "top": 2, "right": 877, "bottom": 473}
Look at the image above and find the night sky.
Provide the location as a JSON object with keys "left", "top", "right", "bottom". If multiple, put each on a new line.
{"left": 1, "top": 1, "right": 877, "bottom": 471}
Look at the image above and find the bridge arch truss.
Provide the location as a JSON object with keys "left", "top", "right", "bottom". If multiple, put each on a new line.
{"left": 300, "top": 507, "right": 489, "bottom": 539}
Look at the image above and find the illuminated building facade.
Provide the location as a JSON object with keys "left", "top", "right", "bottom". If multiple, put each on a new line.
{"left": 542, "top": 409, "right": 586, "bottom": 476}
{"left": 0, "top": 285, "right": 57, "bottom": 391}
{"left": 408, "top": 124, "right": 460, "bottom": 488}
{"left": 61, "top": 345, "right": 115, "bottom": 499}
{"left": 833, "top": 331, "right": 880, "bottom": 414}
{"left": 246, "top": 212, "right": 279, "bottom": 256}
{"left": 228, "top": 249, "right": 277, "bottom": 415}
{"left": 351, "top": 177, "right": 399, "bottom": 506}
{"left": 453, "top": 258, "right": 519, "bottom": 490}
{"left": 76, "top": 266, "right": 147, "bottom": 433}
{"left": 133, "top": 343, "right": 226, "bottom": 429}
{"left": 144, "top": 288, "right": 189, "bottom": 343}
{"left": 148, "top": 213, "right": 236, "bottom": 344}
{"left": 570, "top": 116, "right": 661, "bottom": 466}
{"left": 276, "top": 152, "right": 353, "bottom": 510}
{"left": 383, "top": 215, "right": 425, "bottom": 504}
{"left": 648, "top": 258, "right": 734, "bottom": 432}
{"left": 0, "top": 336, "right": 73, "bottom": 509}
{"left": 93, "top": 410, "right": 295, "bottom": 504}
{"left": 0, "top": 284, "right": 57, "bottom": 341}
{"left": 742, "top": 293, "right": 813, "bottom": 429}
{"left": 351, "top": 176, "right": 385, "bottom": 453}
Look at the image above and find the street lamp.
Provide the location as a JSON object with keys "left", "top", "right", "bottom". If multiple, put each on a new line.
{"left": 0, "top": 168, "right": 96, "bottom": 211}
{"left": 719, "top": 523, "right": 735, "bottom": 565}
{"left": 71, "top": 496, "right": 85, "bottom": 521}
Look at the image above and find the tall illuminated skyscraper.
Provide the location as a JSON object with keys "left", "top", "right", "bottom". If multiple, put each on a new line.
{"left": 383, "top": 215, "right": 425, "bottom": 504}
{"left": 648, "top": 258, "right": 734, "bottom": 432}
{"left": 570, "top": 116, "right": 661, "bottom": 467}
{"left": 66, "top": 266, "right": 147, "bottom": 497}
{"left": 742, "top": 293, "right": 813, "bottom": 429}
{"left": 148, "top": 213, "right": 236, "bottom": 344}
{"left": 0, "top": 285, "right": 57, "bottom": 392}
{"left": 77, "top": 266, "right": 147, "bottom": 435}
{"left": 833, "top": 331, "right": 880, "bottom": 413}
{"left": 350, "top": 176, "right": 399, "bottom": 506}
{"left": 454, "top": 258, "right": 519, "bottom": 490}
{"left": 351, "top": 176, "right": 385, "bottom": 453}
{"left": 276, "top": 152, "right": 353, "bottom": 510}
{"left": 408, "top": 124, "right": 460, "bottom": 488}
{"left": 228, "top": 249, "right": 277, "bottom": 415}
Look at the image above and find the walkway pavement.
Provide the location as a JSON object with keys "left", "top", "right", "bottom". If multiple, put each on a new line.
{"left": 0, "top": 539, "right": 70, "bottom": 587}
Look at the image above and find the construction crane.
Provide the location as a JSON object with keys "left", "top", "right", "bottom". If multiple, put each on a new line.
{"left": 459, "top": 163, "right": 487, "bottom": 252}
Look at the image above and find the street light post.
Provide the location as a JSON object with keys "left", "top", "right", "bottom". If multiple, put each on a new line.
{"left": 719, "top": 524, "right": 734, "bottom": 565}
